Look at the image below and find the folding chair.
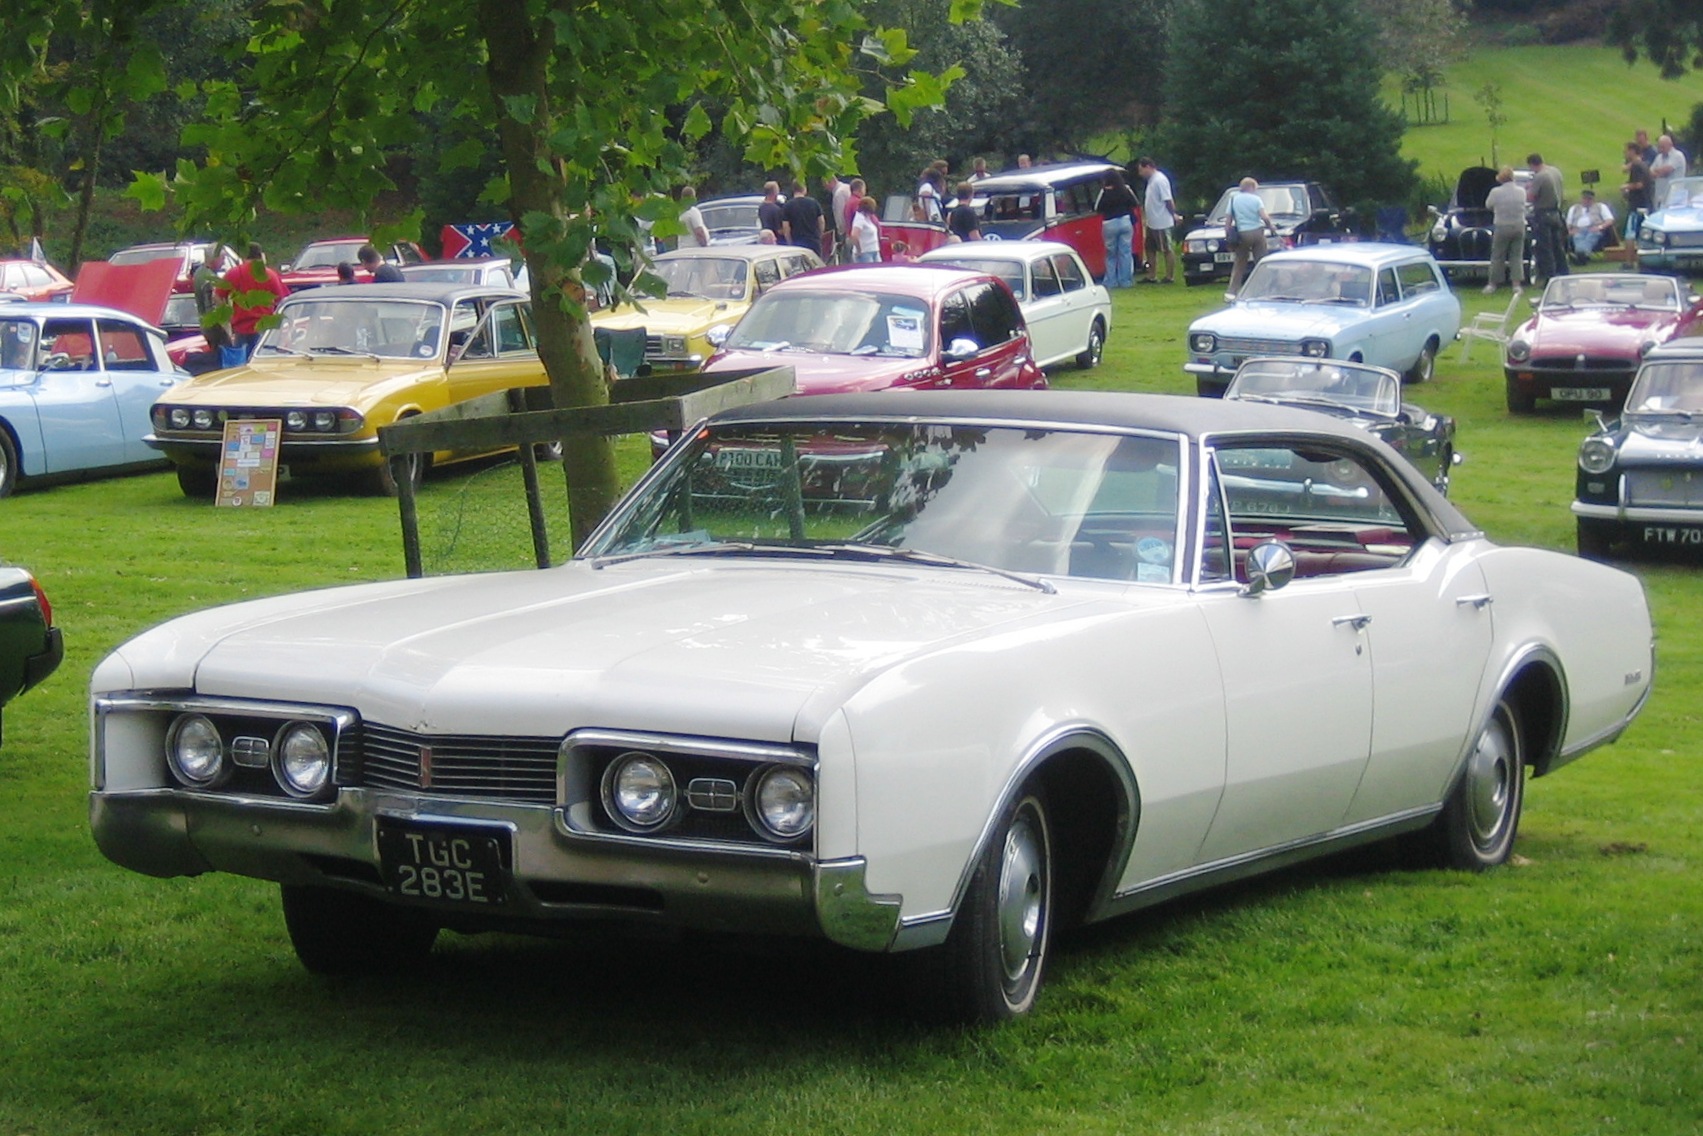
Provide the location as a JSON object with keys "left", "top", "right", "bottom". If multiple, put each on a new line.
{"left": 1458, "top": 286, "right": 1524, "bottom": 362}
{"left": 594, "top": 326, "right": 649, "bottom": 380}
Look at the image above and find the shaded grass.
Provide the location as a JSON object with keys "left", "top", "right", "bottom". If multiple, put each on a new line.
{"left": 0, "top": 273, "right": 1700, "bottom": 1134}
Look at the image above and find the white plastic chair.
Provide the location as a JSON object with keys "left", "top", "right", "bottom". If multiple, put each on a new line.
{"left": 1458, "top": 286, "right": 1524, "bottom": 362}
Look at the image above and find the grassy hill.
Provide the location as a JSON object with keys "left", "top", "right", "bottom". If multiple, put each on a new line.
{"left": 1393, "top": 44, "right": 1695, "bottom": 193}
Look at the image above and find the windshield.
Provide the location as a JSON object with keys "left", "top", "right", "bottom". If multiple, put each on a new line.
{"left": 1542, "top": 275, "right": 1679, "bottom": 311}
{"left": 257, "top": 298, "right": 446, "bottom": 359}
{"left": 924, "top": 257, "right": 1026, "bottom": 300}
{"left": 1628, "top": 359, "right": 1703, "bottom": 414}
{"left": 1207, "top": 185, "right": 1311, "bottom": 223}
{"left": 1239, "top": 260, "right": 1372, "bottom": 306}
{"left": 1230, "top": 359, "right": 1399, "bottom": 415}
{"left": 161, "top": 293, "right": 200, "bottom": 329}
{"left": 585, "top": 422, "right": 1184, "bottom": 582}
{"left": 651, "top": 257, "right": 750, "bottom": 301}
{"left": 700, "top": 202, "right": 760, "bottom": 231}
{"left": 1657, "top": 176, "right": 1703, "bottom": 211}
{"left": 293, "top": 243, "right": 363, "bottom": 270}
{"left": 110, "top": 247, "right": 184, "bottom": 267}
{"left": 724, "top": 290, "right": 933, "bottom": 358}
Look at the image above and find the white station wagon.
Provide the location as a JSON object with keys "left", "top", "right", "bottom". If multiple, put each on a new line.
{"left": 90, "top": 391, "right": 1652, "bottom": 1022}
{"left": 918, "top": 240, "right": 1112, "bottom": 370}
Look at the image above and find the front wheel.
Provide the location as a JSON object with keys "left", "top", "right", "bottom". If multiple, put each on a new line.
{"left": 936, "top": 789, "right": 1054, "bottom": 1024}
{"left": 175, "top": 464, "right": 217, "bottom": 499}
{"left": 281, "top": 885, "right": 439, "bottom": 975}
{"left": 364, "top": 450, "right": 428, "bottom": 497}
{"left": 0, "top": 427, "right": 17, "bottom": 497}
{"left": 1076, "top": 320, "right": 1106, "bottom": 369}
{"left": 1406, "top": 339, "right": 1437, "bottom": 384}
{"left": 1432, "top": 698, "right": 1525, "bottom": 870}
{"left": 1576, "top": 518, "right": 1617, "bottom": 560}
{"left": 1505, "top": 379, "right": 1536, "bottom": 414}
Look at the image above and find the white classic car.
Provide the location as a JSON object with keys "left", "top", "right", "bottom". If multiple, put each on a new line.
{"left": 918, "top": 240, "right": 1112, "bottom": 370}
{"left": 90, "top": 391, "right": 1653, "bottom": 1023}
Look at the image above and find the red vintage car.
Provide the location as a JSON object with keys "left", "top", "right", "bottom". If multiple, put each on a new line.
{"left": 0, "top": 258, "right": 73, "bottom": 302}
{"left": 700, "top": 264, "right": 1046, "bottom": 394}
{"left": 279, "top": 237, "right": 427, "bottom": 291}
{"left": 1504, "top": 273, "right": 1703, "bottom": 413}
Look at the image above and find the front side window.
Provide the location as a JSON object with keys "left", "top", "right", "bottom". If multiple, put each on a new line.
{"left": 587, "top": 423, "right": 1183, "bottom": 582}
{"left": 968, "top": 283, "right": 1021, "bottom": 345}
{"left": 40, "top": 318, "right": 98, "bottom": 370}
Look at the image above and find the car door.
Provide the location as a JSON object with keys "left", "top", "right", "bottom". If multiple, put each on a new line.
{"left": 1359, "top": 265, "right": 1421, "bottom": 370}
{"left": 1022, "top": 256, "right": 1072, "bottom": 367}
{"left": 95, "top": 317, "right": 178, "bottom": 464}
{"left": 939, "top": 282, "right": 1032, "bottom": 389}
{"left": 446, "top": 299, "right": 545, "bottom": 405}
{"left": 29, "top": 316, "right": 129, "bottom": 473}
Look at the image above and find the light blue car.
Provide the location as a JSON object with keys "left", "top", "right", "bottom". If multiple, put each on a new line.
{"left": 1637, "top": 176, "right": 1703, "bottom": 276}
{"left": 1185, "top": 243, "right": 1462, "bottom": 397}
{"left": 0, "top": 302, "right": 177, "bottom": 496}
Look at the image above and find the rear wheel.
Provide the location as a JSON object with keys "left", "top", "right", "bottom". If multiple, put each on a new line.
{"left": 281, "top": 885, "right": 439, "bottom": 975}
{"left": 1076, "top": 320, "right": 1106, "bottom": 369}
{"left": 1431, "top": 698, "right": 1525, "bottom": 870}
{"left": 1406, "top": 339, "right": 1438, "bottom": 384}
{"left": 935, "top": 788, "right": 1053, "bottom": 1024}
{"left": 0, "top": 428, "right": 17, "bottom": 497}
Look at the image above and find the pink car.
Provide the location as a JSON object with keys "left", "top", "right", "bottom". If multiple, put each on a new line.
{"left": 701, "top": 264, "right": 1047, "bottom": 394}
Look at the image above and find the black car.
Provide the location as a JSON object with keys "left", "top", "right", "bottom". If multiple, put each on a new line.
{"left": 0, "top": 563, "right": 62, "bottom": 744}
{"left": 1224, "top": 356, "right": 1460, "bottom": 494}
{"left": 1574, "top": 339, "right": 1703, "bottom": 558}
{"left": 1181, "top": 182, "right": 1352, "bottom": 286}
{"left": 1427, "top": 166, "right": 1536, "bottom": 281}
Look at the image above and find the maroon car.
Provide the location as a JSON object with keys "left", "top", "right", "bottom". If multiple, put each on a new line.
{"left": 279, "top": 237, "right": 426, "bottom": 291}
{"left": 1504, "top": 273, "right": 1703, "bottom": 413}
{"left": 701, "top": 264, "right": 1046, "bottom": 394}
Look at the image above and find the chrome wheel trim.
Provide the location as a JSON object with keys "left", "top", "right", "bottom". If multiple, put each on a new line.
{"left": 995, "top": 804, "right": 1047, "bottom": 989}
{"left": 1466, "top": 708, "right": 1517, "bottom": 851}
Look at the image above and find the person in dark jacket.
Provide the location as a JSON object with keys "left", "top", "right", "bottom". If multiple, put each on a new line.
{"left": 1097, "top": 169, "right": 1139, "bottom": 288}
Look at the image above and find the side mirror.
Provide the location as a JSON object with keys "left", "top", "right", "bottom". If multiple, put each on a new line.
{"left": 1240, "top": 540, "right": 1296, "bottom": 597}
{"left": 1426, "top": 205, "right": 1442, "bottom": 219}
{"left": 944, "top": 337, "right": 981, "bottom": 361}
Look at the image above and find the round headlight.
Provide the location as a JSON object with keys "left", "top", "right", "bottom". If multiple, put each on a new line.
{"left": 275, "top": 722, "right": 332, "bottom": 798}
{"left": 191, "top": 409, "right": 215, "bottom": 430}
{"left": 169, "top": 407, "right": 190, "bottom": 429}
{"left": 1206, "top": 238, "right": 1221, "bottom": 253}
{"left": 284, "top": 410, "right": 307, "bottom": 431}
{"left": 1431, "top": 222, "right": 1447, "bottom": 243}
{"left": 1188, "top": 332, "right": 1217, "bottom": 354}
{"left": 1506, "top": 338, "right": 1531, "bottom": 363}
{"left": 167, "top": 714, "right": 225, "bottom": 787}
{"left": 1300, "top": 338, "right": 1331, "bottom": 358}
{"left": 603, "top": 753, "right": 677, "bottom": 831}
{"left": 312, "top": 410, "right": 337, "bottom": 432}
{"left": 1579, "top": 437, "right": 1617, "bottom": 475}
{"left": 749, "top": 765, "right": 814, "bottom": 842}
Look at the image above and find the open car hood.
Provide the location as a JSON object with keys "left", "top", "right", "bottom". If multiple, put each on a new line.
{"left": 70, "top": 259, "right": 180, "bottom": 325}
{"left": 1450, "top": 167, "right": 1499, "bottom": 211}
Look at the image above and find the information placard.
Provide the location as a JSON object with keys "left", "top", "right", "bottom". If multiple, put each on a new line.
{"left": 215, "top": 419, "right": 282, "bottom": 507}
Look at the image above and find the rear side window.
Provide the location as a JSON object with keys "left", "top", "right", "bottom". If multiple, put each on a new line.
{"left": 1051, "top": 254, "right": 1086, "bottom": 292}
{"left": 1396, "top": 260, "right": 1441, "bottom": 297}
{"left": 1032, "top": 258, "right": 1062, "bottom": 298}
{"left": 97, "top": 319, "right": 154, "bottom": 371}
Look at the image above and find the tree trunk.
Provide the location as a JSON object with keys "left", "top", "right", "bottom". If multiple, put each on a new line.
{"left": 478, "top": 0, "right": 620, "bottom": 551}
{"left": 68, "top": 113, "right": 103, "bottom": 271}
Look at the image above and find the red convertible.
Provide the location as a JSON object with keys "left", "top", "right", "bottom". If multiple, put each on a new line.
{"left": 1504, "top": 273, "right": 1703, "bottom": 413}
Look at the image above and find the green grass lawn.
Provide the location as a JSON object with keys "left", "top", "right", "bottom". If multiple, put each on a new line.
{"left": 0, "top": 269, "right": 1698, "bottom": 1134}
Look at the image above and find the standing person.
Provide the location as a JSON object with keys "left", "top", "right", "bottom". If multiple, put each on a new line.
{"left": 1635, "top": 128, "right": 1657, "bottom": 165}
{"left": 335, "top": 262, "right": 357, "bottom": 284}
{"left": 217, "top": 243, "right": 289, "bottom": 362}
{"left": 1096, "top": 168, "right": 1138, "bottom": 288}
{"left": 1485, "top": 166, "right": 1529, "bottom": 294}
{"left": 844, "top": 177, "right": 866, "bottom": 239}
{"left": 192, "top": 246, "right": 234, "bottom": 366}
{"left": 780, "top": 178, "right": 823, "bottom": 253}
{"left": 1016, "top": 154, "right": 1032, "bottom": 169}
{"left": 947, "top": 181, "right": 983, "bottom": 243}
{"left": 1650, "top": 134, "right": 1688, "bottom": 210}
{"left": 915, "top": 168, "right": 945, "bottom": 223}
{"left": 1566, "top": 189, "right": 1616, "bottom": 264}
{"left": 1622, "top": 141, "right": 1653, "bottom": 252}
{"left": 969, "top": 157, "right": 990, "bottom": 181}
{"left": 1526, "top": 153, "right": 1568, "bottom": 282}
{"left": 1136, "top": 156, "right": 1177, "bottom": 284}
{"left": 850, "top": 195, "right": 883, "bottom": 263}
{"left": 758, "top": 181, "right": 785, "bottom": 242}
{"left": 358, "top": 244, "right": 404, "bottom": 282}
{"left": 676, "top": 186, "right": 711, "bottom": 248}
{"left": 1225, "top": 178, "right": 1276, "bottom": 297}
{"left": 824, "top": 173, "right": 852, "bottom": 261}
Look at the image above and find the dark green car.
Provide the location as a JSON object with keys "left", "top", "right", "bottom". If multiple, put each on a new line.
{"left": 0, "top": 565, "right": 61, "bottom": 743}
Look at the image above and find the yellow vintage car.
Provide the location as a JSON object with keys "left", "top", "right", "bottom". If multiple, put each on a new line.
{"left": 591, "top": 244, "right": 823, "bottom": 371}
{"left": 147, "top": 283, "right": 547, "bottom": 497}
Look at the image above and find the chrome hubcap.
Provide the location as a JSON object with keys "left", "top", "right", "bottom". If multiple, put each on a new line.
{"left": 996, "top": 809, "right": 1046, "bottom": 985}
{"left": 1467, "top": 712, "right": 1515, "bottom": 848}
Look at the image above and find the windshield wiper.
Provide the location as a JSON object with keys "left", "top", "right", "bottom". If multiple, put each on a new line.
{"left": 812, "top": 542, "right": 1056, "bottom": 593}
{"left": 589, "top": 540, "right": 761, "bottom": 567}
{"left": 308, "top": 345, "right": 380, "bottom": 358}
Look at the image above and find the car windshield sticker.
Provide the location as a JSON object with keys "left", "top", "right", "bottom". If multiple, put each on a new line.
{"left": 888, "top": 309, "right": 925, "bottom": 354}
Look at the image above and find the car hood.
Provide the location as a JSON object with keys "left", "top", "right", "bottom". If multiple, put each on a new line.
{"left": 1450, "top": 166, "right": 1499, "bottom": 211}
{"left": 593, "top": 297, "right": 745, "bottom": 335}
{"left": 1519, "top": 308, "right": 1676, "bottom": 356}
{"left": 1618, "top": 418, "right": 1703, "bottom": 457}
{"left": 1647, "top": 202, "right": 1703, "bottom": 231}
{"left": 704, "top": 349, "right": 930, "bottom": 394}
{"left": 1192, "top": 303, "right": 1361, "bottom": 339}
{"left": 99, "top": 560, "right": 1117, "bottom": 744}
{"left": 158, "top": 356, "right": 440, "bottom": 406}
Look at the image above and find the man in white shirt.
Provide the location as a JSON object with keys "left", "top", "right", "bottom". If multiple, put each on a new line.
{"left": 1566, "top": 189, "right": 1615, "bottom": 263}
{"left": 1136, "top": 157, "right": 1177, "bottom": 284}
{"left": 676, "top": 186, "right": 711, "bottom": 248}
{"left": 1651, "top": 135, "right": 1688, "bottom": 211}
{"left": 824, "top": 174, "right": 852, "bottom": 262}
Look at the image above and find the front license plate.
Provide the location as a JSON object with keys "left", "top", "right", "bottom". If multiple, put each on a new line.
{"left": 1641, "top": 525, "right": 1703, "bottom": 546}
{"left": 1214, "top": 252, "right": 1234, "bottom": 263}
{"left": 377, "top": 820, "right": 509, "bottom": 906}
{"left": 1552, "top": 387, "right": 1611, "bottom": 402}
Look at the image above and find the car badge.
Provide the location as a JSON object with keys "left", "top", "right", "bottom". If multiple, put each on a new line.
{"left": 419, "top": 745, "right": 433, "bottom": 789}
{"left": 1576, "top": 354, "right": 1587, "bottom": 370}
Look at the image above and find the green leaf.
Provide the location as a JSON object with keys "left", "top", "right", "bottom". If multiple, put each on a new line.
{"left": 124, "top": 171, "right": 169, "bottom": 211}
{"left": 681, "top": 102, "right": 713, "bottom": 141}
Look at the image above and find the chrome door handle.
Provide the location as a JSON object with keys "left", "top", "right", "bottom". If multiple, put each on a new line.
{"left": 1456, "top": 594, "right": 1493, "bottom": 610}
{"left": 1332, "top": 614, "right": 1372, "bottom": 630}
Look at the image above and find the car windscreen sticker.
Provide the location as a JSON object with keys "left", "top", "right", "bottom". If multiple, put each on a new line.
{"left": 888, "top": 309, "right": 925, "bottom": 353}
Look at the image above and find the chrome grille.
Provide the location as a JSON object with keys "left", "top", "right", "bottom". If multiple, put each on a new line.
{"left": 1524, "top": 357, "right": 1633, "bottom": 376}
{"left": 360, "top": 723, "right": 559, "bottom": 803}
{"left": 1669, "top": 231, "right": 1703, "bottom": 249}
{"left": 1626, "top": 469, "right": 1703, "bottom": 508}
{"left": 1216, "top": 335, "right": 1298, "bottom": 357}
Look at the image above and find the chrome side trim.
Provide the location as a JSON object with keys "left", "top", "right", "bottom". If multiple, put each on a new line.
{"left": 1552, "top": 672, "right": 1652, "bottom": 773}
{"left": 814, "top": 857, "right": 903, "bottom": 951}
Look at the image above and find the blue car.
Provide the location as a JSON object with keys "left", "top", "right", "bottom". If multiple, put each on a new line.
{"left": 1185, "top": 244, "right": 1462, "bottom": 397}
{"left": 1637, "top": 176, "right": 1703, "bottom": 276}
{"left": 0, "top": 303, "right": 176, "bottom": 496}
